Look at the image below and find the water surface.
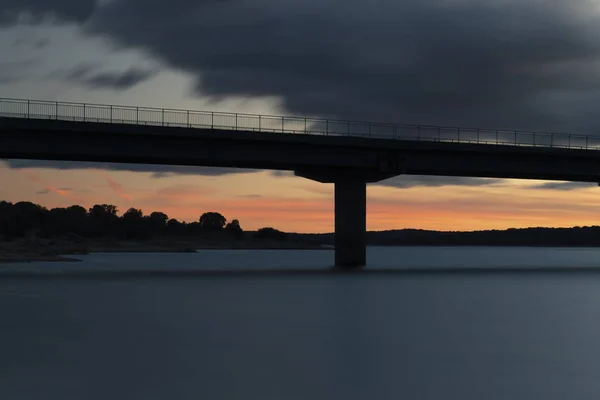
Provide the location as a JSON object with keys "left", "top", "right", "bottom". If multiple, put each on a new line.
{"left": 2, "top": 247, "right": 600, "bottom": 399}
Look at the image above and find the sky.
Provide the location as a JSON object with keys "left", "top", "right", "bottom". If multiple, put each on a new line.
{"left": 2, "top": 0, "right": 600, "bottom": 233}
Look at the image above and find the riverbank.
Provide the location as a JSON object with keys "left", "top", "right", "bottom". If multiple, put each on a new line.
{"left": 0, "top": 236, "right": 327, "bottom": 263}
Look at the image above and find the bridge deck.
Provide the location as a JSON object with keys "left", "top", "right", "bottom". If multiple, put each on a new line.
{"left": 1, "top": 98, "right": 599, "bottom": 151}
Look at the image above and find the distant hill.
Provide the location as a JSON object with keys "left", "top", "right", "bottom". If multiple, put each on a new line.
{"left": 290, "top": 226, "right": 600, "bottom": 247}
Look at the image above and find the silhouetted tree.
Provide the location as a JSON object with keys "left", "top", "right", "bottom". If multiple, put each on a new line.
{"left": 199, "top": 212, "right": 227, "bottom": 231}
{"left": 225, "top": 219, "right": 244, "bottom": 240}
{"left": 89, "top": 204, "right": 118, "bottom": 219}
{"left": 63, "top": 205, "right": 90, "bottom": 237}
{"left": 123, "top": 208, "right": 143, "bottom": 221}
{"left": 121, "top": 208, "right": 148, "bottom": 239}
{"left": 8, "top": 199, "right": 600, "bottom": 247}
{"left": 146, "top": 212, "right": 169, "bottom": 236}
{"left": 7, "top": 201, "right": 48, "bottom": 237}
{"left": 88, "top": 204, "right": 119, "bottom": 237}
{"left": 166, "top": 218, "right": 185, "bottom": 236}
{"left": 255, "top": 227, "right": 288, "bottom": 241}
{"left": 0, "top": 201, "right": 13, "bottom": 238}
{"left": 149, "top": 212, "right": 168, "bottom": 227}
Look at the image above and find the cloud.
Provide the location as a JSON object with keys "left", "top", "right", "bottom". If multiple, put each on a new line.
{"left": 59, "top": 64, "right": 157, "bottom": 89}
{"left": 528, "top": 181, "right": 595, "bottom": 190}
{"left": 132, "top": 184, "right": 216, "bottom": 212}
{"left": 0, "top": 0, "right": 96, "bottom": 26}
{"left": 18, "top": 170, "right": 75, "bottom": 197}
{"left": 274, "top": 169, "right": 503, "bottom": 189}
{"left": 8, "top": 1, "right": 600, "bottom": 131}
{"left": 375, "top": 176, "right": 502, "bottom": 189}
{"left": 3, "top": 160, "right": 580, "bottom": 191}
{"left": 75, "top": 0, "right": 600, "bottom": 133}
{"left": 2, "top": 160, "right": 261, "bottom": 177}
{"left": 271, "top": 171, "right": 295, "bottom": 178}
{"left": 5, "top": 0, "right": 600, "bottom": 188}
{"left": 0, "top": 59, "right": 37, "bottom": 84}
{"left": 70, "top": 67, "right": 156, "bottom": 89}
{"left": 104, "top": 173, "right": 132, "bottom": 201}
{"left": 44, "top": 186, "right": 72, "bottom": 197}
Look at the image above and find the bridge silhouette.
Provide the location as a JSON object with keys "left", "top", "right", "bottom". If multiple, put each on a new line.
{"left": 2, "top": 97, "right": 600, "bottom": 268}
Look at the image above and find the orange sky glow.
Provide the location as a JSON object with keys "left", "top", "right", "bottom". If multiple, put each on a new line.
{"left": 2, "top": 163, "right": 600, "bottom": 233}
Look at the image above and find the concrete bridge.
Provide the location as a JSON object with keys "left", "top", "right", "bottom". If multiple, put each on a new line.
{"left": 2, "top": 98, "right": 600, "bottom": 268}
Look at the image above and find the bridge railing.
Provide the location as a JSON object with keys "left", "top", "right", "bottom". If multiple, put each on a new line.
{"left": 1, "top": 98, "right": 599, "bottom": 150}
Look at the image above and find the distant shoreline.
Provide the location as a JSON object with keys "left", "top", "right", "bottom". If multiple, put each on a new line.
{"left": 4, "top": 242, "right": 600, "bottom": 265}
{"left": 0, "top": 237, "right": 329, "bottom": 264}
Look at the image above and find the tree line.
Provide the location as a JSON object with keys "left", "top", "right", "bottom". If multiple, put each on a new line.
{"left": 292, "top": 227, "right": 600, "bottom": 247}
{"left": 0, "top": 201, "right": 288, "bottom": 241}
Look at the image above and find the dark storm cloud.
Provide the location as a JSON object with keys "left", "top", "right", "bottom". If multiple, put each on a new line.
{"left": 272, "top": 171, "right": 499, "bottom": 189}
{"left": 81, "top": 0, "right": 600, "bottom": 133}
{"left": 0, "top": 0, "right": 95, "bottom": 25}
{"left": 529, "top": 181, "right": 595, "bottom": 190}
{"left": 84, "top": 0, "right": 600, "bottom": 187}
{"left": 0, "top": 59, "right": 37, "bottom": 84}
{"left": 4, "top": 0, "right": 600, "bottom": 188}
{"left": 2, "top": 160, "right": 261, "bottom": 178}
{"left": 271, "top": 171, "right": 295, "bottom": 178}
{"left": 3, "top": 160, "right": 590, "bottom": 191}
{"left": 83, "top": 68, "right": 156, "bottom": 90}
{"left": 58, "top": 64, "right": 157, "bottom": 90}
{"left": 269, "top": 170, "right": 503, "bottom": 188}
{"left": 377, "top": 176, "right": 500, "bottom": 189}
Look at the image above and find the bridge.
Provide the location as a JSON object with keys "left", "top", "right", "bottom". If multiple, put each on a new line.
{"left": 2, "top": 98, "right": 600, "bottom": 268}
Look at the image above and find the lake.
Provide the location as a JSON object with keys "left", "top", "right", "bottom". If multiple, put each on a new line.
{"left": 2, "top": 247, "right": 600, "bottom": 399}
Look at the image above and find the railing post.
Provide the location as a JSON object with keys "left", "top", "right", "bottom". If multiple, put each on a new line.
{"left": 368, "top": 122, "right": 371, "bottom": 138}
{"left": 347, "top": 120, "right": 350, "bottom": 136}
{"left": 417, "top": 125, "right": 421, "bottom": 140}
{"left": 477, "top": 129, "right": 480, "bottom": 142}
{"left": 496, "top": 130, "right": 499, "bottom": 144}
{"left": 235, "top": 114, "right": 238, "bottom": 130}
{"left": 586, "top": 136, "right": 589, "bottom": 149}
{"left": 568, "top": 134, "right": 571, "bottom": 148}
{"left": 161, "top": 109, "right": 165, "bottom": 126}
{"left": 259, "top": 115, "right": 262, "bottom": 131}
{"left": 437, "top": 126, "right": 441, "bottom": 141}
{"left": 457, "top": 127, "right": 460, "bottom": 142}
{"left": 326, "top": 119, "right": 329, "bottom": 136}
{"left": 533, "top": 133, "right": 536, "bottom": 146}
{"left": 281, "top": 117, "right": 284, "bottom": 133}
{"left": 110, "top": 105, "right": 113, "bottom": 123}
{"left": 304, "top": 118, "right": 307, "bottom": 134}
{"left": 27, "top": 100, "right": 30, "bottom": 118}
{"left": 211, "top": 112, "right": 214, "bottom": 129}
{"left": 83, "top": 103, "right": 86, "bottom": 121}
{"left": 187, "top": 110, "right": 190, "bottom": 127}
{"left": 136, "top": 107, "right": 139, "bottom": 124}
{"left": 550, "top": 133, "right": 553, "bottom": 147}
{"left": 514, "top": 131, "right": 517, "bottom": 145}
{"left": 393, "top": 124, "right": 396, "bottom": 139}
{"left": 55, "top": 101, "right": 58, "bottom": 120}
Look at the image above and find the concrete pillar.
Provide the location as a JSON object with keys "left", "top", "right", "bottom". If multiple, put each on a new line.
{"left": 335, "top": 178, "right": 367, "bottom": 268}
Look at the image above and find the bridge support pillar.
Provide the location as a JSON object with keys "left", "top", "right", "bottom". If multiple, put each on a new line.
{"left": 334, "top": 178, "right": 367, "bottom": 268}
{"left": 296, "top": 166, "right": 401, "bottom": 269}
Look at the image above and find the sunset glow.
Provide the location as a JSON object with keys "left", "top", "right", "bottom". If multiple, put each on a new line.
{"left": 2, "top": 164, "right": 599, "bottom": 233}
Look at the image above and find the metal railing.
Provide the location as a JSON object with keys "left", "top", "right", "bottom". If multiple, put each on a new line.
{"left": 1, "top": 97, "right": 599, "bottom": 150}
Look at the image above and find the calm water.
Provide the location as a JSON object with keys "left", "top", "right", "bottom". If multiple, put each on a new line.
{"left": 2, "top": 247, "right": 600, "bottom": 399}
